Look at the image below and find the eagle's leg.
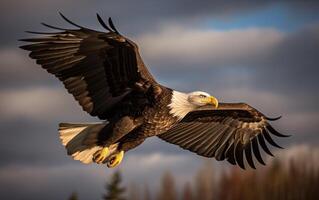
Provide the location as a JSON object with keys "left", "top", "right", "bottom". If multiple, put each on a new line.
{"left": 93, "top": 143, "right": 119, "bottom": 164}
{"left": 106, "top": 150, "right": 124, "bottom": 168}
{"left": 93, "top": 147, "right": 110, "bottom": 164}
{"left": 103, "top": 138, "right": 145, "bottom": 168}
{"left": 104, "top": 128, "right": 146, "bottom": 168}
{"left": 93, "top": 116, "right": 143, "bottom": 164}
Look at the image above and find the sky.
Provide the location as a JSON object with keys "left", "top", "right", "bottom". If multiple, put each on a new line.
{"left": 0, "top": 1, "right": 319, "bottom": 200}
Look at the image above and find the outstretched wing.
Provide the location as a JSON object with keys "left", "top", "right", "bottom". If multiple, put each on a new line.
{"left": 19, "top": 13, "right": 156, "bottom": 119}
{"left": 159, "top": 103, "right": 289, "bottom": 169}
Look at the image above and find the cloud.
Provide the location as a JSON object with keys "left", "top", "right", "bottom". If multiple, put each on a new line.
{"left": 5, "top": 23, "right": 319, "bottom": 102}
{"left": 1, "top": 0, "right": 319, "bottom": 47}
{"left": 0, "top": 86, "right": 88, "bottom": 122}
{"left": 137, "top": 26, "right": 284, "bottom": 68}
{"left": 121, "top": 152, "right": 196, "bottom": 175}
{"left": 136, "top": 23, "right": 319, "bottom": 76}
{"left": 255, "top": 24, "right": 319, "bottom": 94}
{"left": 0, "top": 48, "right": 55, "bottom": 88}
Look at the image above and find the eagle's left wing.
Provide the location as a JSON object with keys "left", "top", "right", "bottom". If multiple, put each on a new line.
{"left": 158, "top": 103, "right": 289, "bottom": 169}
{"left": 19, "top": 13, "right": 157, "bottom": 120}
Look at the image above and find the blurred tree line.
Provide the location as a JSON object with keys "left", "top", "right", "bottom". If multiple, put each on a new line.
{"left": 68, "top": 157, "right": 319, "bottom": 200}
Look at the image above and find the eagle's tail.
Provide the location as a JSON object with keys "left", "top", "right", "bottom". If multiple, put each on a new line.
{"left": 58, "top": 122, "right": 107, "bottom": 164}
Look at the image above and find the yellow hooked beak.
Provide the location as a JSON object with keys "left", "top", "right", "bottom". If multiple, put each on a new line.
{"left": 107, "top": 151, "right": 124, "bottom": 168}
{"left": 203, "top": 96, "right": 219, "bottom": 108}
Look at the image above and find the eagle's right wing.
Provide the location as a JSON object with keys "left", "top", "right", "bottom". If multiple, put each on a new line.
{"left": 159, "top": 103, "right": 289, "bottom": 169}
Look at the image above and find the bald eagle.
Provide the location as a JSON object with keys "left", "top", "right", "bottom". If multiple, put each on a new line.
{"left": 20, "top": 13, "right": 288, "bottom": 169}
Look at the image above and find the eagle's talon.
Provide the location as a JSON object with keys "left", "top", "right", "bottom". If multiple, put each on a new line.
{"left": 93, "top": 147, "right": 110, "bottom": 164}
{"left": 107, "top": 151, "right": 124, "bottom": 168}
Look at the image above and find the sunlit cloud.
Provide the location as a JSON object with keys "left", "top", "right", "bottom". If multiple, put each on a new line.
{"left": 137, "top": 26, "right": 284, "bottom": 68}
{"left": 0, "top": 86, "right": 87, "bottom": 122}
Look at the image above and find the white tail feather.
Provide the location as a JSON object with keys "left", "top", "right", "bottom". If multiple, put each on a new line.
{"left": 59, "top": 122, "right": 106, "bottom": 164}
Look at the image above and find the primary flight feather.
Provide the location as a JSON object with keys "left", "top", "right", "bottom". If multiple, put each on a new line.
{"left": 20, "top": 13, "right": 289, "bottom": 169}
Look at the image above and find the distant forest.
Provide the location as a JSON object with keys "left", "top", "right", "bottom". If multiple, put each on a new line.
{"left": 68, "top": 156, "right": 319, "bottom": 200}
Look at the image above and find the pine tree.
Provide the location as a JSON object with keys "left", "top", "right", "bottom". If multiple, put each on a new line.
{"left": 103, "top": 171, "right": 126, "bottom": 200}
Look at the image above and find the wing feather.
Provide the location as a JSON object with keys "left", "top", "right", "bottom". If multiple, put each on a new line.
{"left": 262, "top": 130, "right": 283, "bottom": 149}
{"left": 172, "top": 123, "right": 204, "bottom": 144}
{"left": 192, "top": 125, "right": 225, "bottom": 153}
{"left": 159, "top": 103, "right": 287, "bottom": 169}
{"left": 244, "top": 143, "right": 256, "bottom": 169}
{"left": 257, "top": 134, "right": 274, "bottom": 156}
{"left": 234, "top": 142, "right": 245, "bottom": 169}
{"left": 20, "top": 14, "right": 157, "bottom": 120}
{"left": 183, "top": 125, "right": 218, "bottom": 149}
{"left": 226, "top": 143, "right": 236, "bottom": 165}
{"left": 214, "top": 128, "right": 235, "bottom": 160}
{"left": 252, "top": 137, "right": 265, "bottom": 165}
{"left": 201, "top": 126, "right": 228, "bottom": 157}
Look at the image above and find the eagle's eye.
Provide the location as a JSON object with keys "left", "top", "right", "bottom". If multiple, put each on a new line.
{"left": 199, "top": 94, "right": 207, "bottom": 98}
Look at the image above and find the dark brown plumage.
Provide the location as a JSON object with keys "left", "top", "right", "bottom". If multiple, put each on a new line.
{"left": 19, "top": 13, "right": 288, "bottom": 169}
{"left": 20, "top": 13, "right": 156, "bottom": 120}
{"left": 159, "top": 103, "right": 288, "bottom": 169}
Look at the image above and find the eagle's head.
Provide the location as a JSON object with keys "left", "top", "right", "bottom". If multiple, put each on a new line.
{"left": 187, "top": 91, "right": 219, "bottom": 108}
{"left": 169, "top": 90, "right": 219, "bottom": 119}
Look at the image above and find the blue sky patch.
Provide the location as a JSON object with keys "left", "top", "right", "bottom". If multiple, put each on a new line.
{"left": 203, "top": 3, "right": 319, "bottom": 32}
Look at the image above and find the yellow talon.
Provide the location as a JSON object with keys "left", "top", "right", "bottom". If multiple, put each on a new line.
{"left": 107, "top": 151, "right": 124, "bottom": 168}
{"left": 93, "top": 147, "right": 110, "bottom": 164}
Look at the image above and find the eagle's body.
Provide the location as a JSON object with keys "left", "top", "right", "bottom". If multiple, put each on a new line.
{"left": 20, "top": 14, "right": 289, "bottom": 169}
{"left": 96, "top": 86, "right": 179, "bottom": 152}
